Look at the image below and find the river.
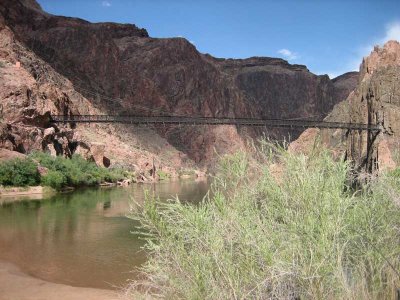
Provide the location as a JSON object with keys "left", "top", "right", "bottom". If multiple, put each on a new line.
{"left": 0, "top": 180, "right": 210, "bottom": 290}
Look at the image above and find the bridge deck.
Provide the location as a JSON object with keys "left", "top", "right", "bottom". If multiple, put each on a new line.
{"left": 50, "top": 115, "right": 381, "bottom": 131}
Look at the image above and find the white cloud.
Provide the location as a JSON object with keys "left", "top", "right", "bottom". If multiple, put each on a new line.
{"left": 101, "top": 1, "right": 111, "bottom": 7}
{"left": 352, "top": 22, "right": 400, "bottom": 68}
{"left": 277, "top": 48, "right": 299, "bottom": 60}
{"left": 381, "top": 21, "right": 400, "bottom": 43}
{"left": 319, "top": 21, "right": 400, "bottom": 78}
{"left": 189, "top": 40, "right": 196, "bottom": 45}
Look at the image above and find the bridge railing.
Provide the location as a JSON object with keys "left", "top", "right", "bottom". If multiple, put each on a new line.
{"left": 50, "top": 115, "right": 381, "bottom": 131}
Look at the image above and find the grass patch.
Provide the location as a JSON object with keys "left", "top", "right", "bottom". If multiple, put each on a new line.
{"left": 389, "top": 167, "right": 400, "bottom": 179}
{"left": 157, "top": 170, "right": 170, "bottom": 181}
{"left": 129, "top": 145, "right": 400, "bottom": 299}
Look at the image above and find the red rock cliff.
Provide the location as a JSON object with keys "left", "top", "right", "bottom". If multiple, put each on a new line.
{"left": 291, "top": 41, "right": 400, "bottom": 173}
{"left": 0, "top": 0, "right": 358, "bottom": 166}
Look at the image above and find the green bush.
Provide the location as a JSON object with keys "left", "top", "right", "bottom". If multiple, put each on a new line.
{"left": 130, "top": 146, "right": 400, "bottom": 299}
{"left": 30, "top": 152, "right": 125, "bottom": 188}
{"left": 41, "top": 170, "right": 67, "bottom": 190}
{"left": 0, "top": 152, "right": 127, "bottom": 189}
{"left": 0, "top": 158, "right": 40, "bottom": 186}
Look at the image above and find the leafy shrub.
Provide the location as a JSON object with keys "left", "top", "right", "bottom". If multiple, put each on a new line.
{"left": 0, "top": 152, "right": 127, "bottom": 189}
{"left": 30, "top": 152, "right": 125, "bottom": 188}
{"left": 41, "top": 170, "right": 67, "bottom": 190}
{"left": 0, "top": 158, "right": 40, "bottom": 186}
{"left": 130, "top": 146, "right": 400, "bottom": 299}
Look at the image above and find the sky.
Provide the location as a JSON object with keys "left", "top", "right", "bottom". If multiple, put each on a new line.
{"left": 37, "top": 0, "right": 400, "bottom": 78}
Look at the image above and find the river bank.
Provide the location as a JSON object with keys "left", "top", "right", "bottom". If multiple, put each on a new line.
{"left": 0, "top": 186, "right": 56, "bottom": 204}
{"left": 0, "top": 151, "right": 206, "bottom": 192}
{"left": 0, "top": 260, "right": 121, "bottom": 300}
{"left": 0, "top": 176, "right": 206, "bottom": 204}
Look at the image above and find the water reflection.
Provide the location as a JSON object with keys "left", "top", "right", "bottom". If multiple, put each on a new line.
{"left": 0, "top": 180, "right": 210, "bottom": 290}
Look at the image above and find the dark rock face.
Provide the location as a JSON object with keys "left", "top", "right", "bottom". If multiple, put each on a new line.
{"left": 0, "top": 19, "right": 95, "bottom": 158}
{"left": 217, "top": 58, "right": 358, "bottom": 139}
{"left": 293, "top": 41, "right": 400, "bottom": 173}
{"left": 345, "top": 41, "right": 400, "bottom": 172}
{"left": 331, "top": 71, "right": 359, "bottom": 103}
{"left": 220, "top": 59, "right": 358, "bottom": 120}
{"left": 0, "top": 0, "right": 359, "bottom": 165}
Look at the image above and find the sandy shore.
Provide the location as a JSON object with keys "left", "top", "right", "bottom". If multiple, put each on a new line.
{"left": 0, "top": 260, "right": 123, "bottom": 300}
{"left": 0, "top": 186, "right": 54, "bottom": 205}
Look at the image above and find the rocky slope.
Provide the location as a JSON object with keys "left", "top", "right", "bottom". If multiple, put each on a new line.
{"left": 0, "top": 7, "right": 190, "bottom": 181}
{"left": 0, "top": 0, "right": 358, "bottom": 168}
{"left": 291, "top": 41, "right": 400, "bottom": 173}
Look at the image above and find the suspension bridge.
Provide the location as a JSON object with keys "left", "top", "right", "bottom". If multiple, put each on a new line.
{"left": 50, "top": 115, "right": 381, "bottom": 132}
{"left": 47, "top": 76, "right": 381, "bottom": 132}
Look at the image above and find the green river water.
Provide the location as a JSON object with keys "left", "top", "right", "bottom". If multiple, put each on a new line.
{"left": 0, "top": 180, "right": 209, "bottom": 290}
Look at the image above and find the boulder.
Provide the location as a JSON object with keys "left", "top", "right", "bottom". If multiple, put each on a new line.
{"left": 117, "top": 179, "right": 131, "bottom": 186}
{"left": 74, "top": 141, "right": 92, "bottom": 160}
{"left": 42, "top": 127, "right": 55, "bottom": 145}
{"left": 0, "top": 148, "right": 26, "bottom": 161}
{"left": 43, "top": 127, "right": 55, "bottom": 139}
{"left": 377, "top": 139, "right": 396, "bottom": 171}
{"left": 90, "top": 142, "right": 106, "bottom": 167}
{"left": 103, "top": 156, "right": 111, "bottom": 168}
{"left": 194, "top": 170, "right": 207, "bottom": 178}
{"left": 45, "top": 143, "right": 57, "bottom": 156}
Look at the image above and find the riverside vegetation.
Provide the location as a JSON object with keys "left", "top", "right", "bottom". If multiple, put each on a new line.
{"left": 130, "top": 144, "right": 400, "bottom": 299}
{"left": 0, "top": 152, "right": 126, "bottom": 190}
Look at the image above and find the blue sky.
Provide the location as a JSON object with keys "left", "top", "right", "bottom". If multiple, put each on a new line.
{"left": 37, "top": 0, "right": 400, "bottom": 78}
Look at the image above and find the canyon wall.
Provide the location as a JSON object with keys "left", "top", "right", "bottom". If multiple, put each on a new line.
{"left": 346, "top": 41, "right": 400, "bottom": 172}
{"left": 0, "top": 3, "right": 190, "bottom": 179}
{"left": 292, "top": 41, "right": 400, "bottom": 173}
{"left": 0, "top": 0, "right": 358, "bottom": 168}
